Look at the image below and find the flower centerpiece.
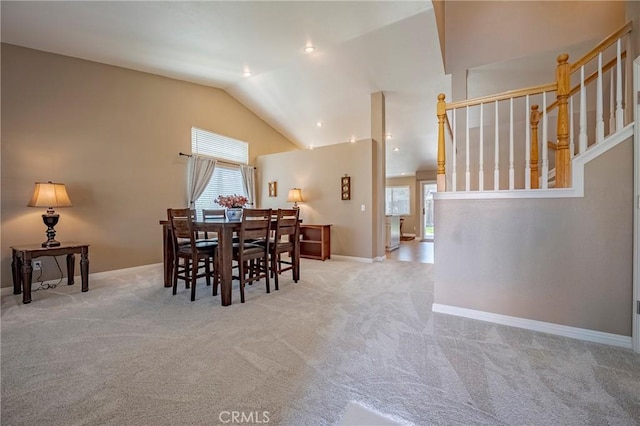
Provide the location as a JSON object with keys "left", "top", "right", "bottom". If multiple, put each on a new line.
{"left": 215, "top": 194, "right": 248, "bottom": 221}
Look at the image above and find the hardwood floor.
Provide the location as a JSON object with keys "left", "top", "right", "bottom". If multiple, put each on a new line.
{"left": 385, "top": 238, "right": 434, "bottom": 263}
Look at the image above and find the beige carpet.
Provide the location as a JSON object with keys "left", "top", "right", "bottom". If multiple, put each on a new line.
{"left": 2, "top": 258, "right": 639, "bottom": 425}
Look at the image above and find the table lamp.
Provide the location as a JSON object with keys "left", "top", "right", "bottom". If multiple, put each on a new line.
{"left": 287, "top": 188, "right": 304, "bottom": 208}
{"left": 27, "top": 181, "right": 73, "bottom": 247}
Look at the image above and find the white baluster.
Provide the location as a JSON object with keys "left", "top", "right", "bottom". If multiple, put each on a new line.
{"left": 465, "top": 106, "right": 470, "bottom": 191}
{"left": 525, "top": 95, "right": 530, "bottom": 189}
{"left": 609, "top": 67, "right": 615, "bottom": 134}
{"left": 569, "top": 96, "right": 575, "bottom": 158}
{"left": 452, "top": 109, "right": 457, "bottom": 192}
{"left": 494, "top": 101, "right": 499, "bottom": 190}
{"left": 542, "top": 92, "right": 548, "bottom": 189}
{"left": 509, "top": 97, "right": 514, "bottom": 190}
{"left": 579, "top": 65, "right": 587, "bottom": 153}
{"left": 596, "top": 52, "right": 604, "bottom": 144}
{"left": 479, "top": 103, "right": 484, "bottom": 191}
{"left": 616, "top": 38, "right": 623, "bottom": 130}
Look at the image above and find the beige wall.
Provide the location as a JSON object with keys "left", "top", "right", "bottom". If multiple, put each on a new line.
{"left": 1, "top": 44, "right": 297, "bottom": 287}
{"left": 444, "top": 1, "right": 626, "bottom": 76}
{"left": 442, "top": 1, "right": 626, "bottom": 102}
{"left": 257, "top": 141, "right": 375, "bottom": 259}
{"left": 434, "top": 138, "right": 634, "bottom": 335}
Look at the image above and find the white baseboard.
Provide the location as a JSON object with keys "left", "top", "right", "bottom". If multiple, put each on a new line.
{"left": 432, "top": 303, "right": 633, "bottom": 349}
{"left": 330, "top": 255, "right": 375, "bottom": 263}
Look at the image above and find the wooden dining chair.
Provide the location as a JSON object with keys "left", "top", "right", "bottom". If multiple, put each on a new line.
{"left": 201, "top": 209, "right": 226, "bottom": 241}
{"left": 167, "top": 208, "right": 217, "bottom": 301}
{"left": 232, "top": 208, "right": 272, "bottom": 303}
{"left": 268, "top": 208, "right": 300, "bottom": 290}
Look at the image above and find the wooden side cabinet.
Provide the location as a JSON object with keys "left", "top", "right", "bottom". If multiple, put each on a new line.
{"left": 299, "top": 224, "right": 331, "bottom": 261}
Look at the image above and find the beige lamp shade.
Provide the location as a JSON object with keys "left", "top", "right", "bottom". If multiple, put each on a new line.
{"left": 287, "top": 188, "right": 304, "bottom": 204}
{"left": 28, "top": 182, "right": 73, "bottom": 209}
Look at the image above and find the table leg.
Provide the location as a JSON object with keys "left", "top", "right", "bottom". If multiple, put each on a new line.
{"left": 21, "top": 253, "right": 33, "bottom": 304}
{"left": 163, "top": 224, "right": 173, "bottom": 287}
{"left": 80, "top": 247, "right": 89, "bottom": 292}
{"left": 219, "top": 227, "right": 233, "bottom": 306}
{"left": 66, "top": 254, "right": 76, "bottom": 285}
{"left": 293, "top": 238, "right": 300, "bottom": 282}
{"left": 12, "top": 249, "right": 22, "bottom": 295}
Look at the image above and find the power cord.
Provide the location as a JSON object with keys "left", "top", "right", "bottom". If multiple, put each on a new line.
{"left": 32, "top": 256, "right": 65, "bottom": 291}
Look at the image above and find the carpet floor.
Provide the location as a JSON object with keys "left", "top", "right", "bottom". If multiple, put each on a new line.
{"left": 1, "top": 258, "right": 639, "bottom": 425}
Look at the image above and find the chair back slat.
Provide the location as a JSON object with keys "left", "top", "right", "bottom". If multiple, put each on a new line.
{"left": 240, "top": 209, "right": 272, "bottom": 242}
{"left": 202, "top": 209, "right": 225, "bottom": 220}
{"left": 167, "top": 208, "right": 196, "bottom": 242}
{"left": 274, "top": 208, "right": 299, "bottom": 242}
{"left": 202, "top": 209, "right": 225, "bottom": 239}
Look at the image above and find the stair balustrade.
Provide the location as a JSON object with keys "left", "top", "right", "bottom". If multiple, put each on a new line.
{"left": 436, "top": 21, "right": 632, "bottom": 193}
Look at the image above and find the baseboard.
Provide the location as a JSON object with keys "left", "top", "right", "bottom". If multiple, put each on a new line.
{"left": 330, "top": 255, "right": 375, "bottom": 264}
{"left": 1, "top": 263, "right": 163, "bottom": 297}
{"left": 432, "top": 303, "right": 633, "bottom": 349}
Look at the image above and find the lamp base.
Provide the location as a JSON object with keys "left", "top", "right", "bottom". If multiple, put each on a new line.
{"left": 41, "top": 213, "right": 61, "bottom": 248}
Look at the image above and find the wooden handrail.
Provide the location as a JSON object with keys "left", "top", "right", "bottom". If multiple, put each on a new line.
{"left": 546, "top": 50, "right": 627, "bottom": 113}
{"left": 445, "top": 82, "right": 557, "bottom": 110}
{"left": 570, "top": 21, "right": 632, "bottom": 73}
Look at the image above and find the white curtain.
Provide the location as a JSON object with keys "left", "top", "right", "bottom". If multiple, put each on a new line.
{"left": 187, "top": 155, "right": 217, "bottom": 207}
{"left": 240, "top": 165, "right": 256, "bottom": 207}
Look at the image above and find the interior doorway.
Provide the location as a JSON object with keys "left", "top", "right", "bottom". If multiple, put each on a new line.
{"left": 420, "top": 181, "right": 437, "bottom": 241}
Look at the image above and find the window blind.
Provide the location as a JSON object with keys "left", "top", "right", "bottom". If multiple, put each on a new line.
{"left": 191, "top": 127, "right": 249, "bottom": 217}
{"left": 191, "top": 127, "right": 248, "bottom": 165}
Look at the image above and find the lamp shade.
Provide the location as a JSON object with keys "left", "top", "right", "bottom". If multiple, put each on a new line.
{"left": 287, "top": 188, "right": 304, "bottom": 204}
{"left": 27, "top": 182, "right": 72, "bottom": 208}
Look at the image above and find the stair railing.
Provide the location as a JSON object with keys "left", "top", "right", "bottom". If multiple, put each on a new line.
{"left": 437, "top": 21, "right": 632, "bottom": 193}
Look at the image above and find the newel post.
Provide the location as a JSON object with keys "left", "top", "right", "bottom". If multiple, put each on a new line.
{"left": 530, "top": 105, "right": 540, "bottom": 189}
{"left": 555, "top": 53, "right": 571, "bottom": 188}
{"left": 437, "top": 93, "right": 446, "bottom": 192}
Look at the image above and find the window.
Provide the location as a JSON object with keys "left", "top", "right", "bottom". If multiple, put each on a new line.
{"left": 191, "top": 127, "right": 248, "bottom": 217}
{"left": 385, "top": 186, "right": 410, "bottom": 215}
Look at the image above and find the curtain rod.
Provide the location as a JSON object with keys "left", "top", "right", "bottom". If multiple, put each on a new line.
{"left": 179, "top": 152, "right": 255, "bottom": 169}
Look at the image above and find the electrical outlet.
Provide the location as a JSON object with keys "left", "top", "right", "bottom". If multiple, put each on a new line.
{"left": 33, "top": 261, "right": 42, "bottom": 270}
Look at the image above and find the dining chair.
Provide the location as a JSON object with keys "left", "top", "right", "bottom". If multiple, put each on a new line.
{"left": 232, "top": 208, "right": 272, "bottom": 303}
{"left": 268, "top": 208, "right": 300, "bottom": 290}
{"left": 167, "top": 208, "right": 217, "bottom": 301}
{"left": 201, "top": 209, "right": 226, "bottom": 241}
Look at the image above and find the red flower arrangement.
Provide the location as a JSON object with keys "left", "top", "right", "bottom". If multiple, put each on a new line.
{"left": 215, "top": 194, "right": 248, "bottom": 209}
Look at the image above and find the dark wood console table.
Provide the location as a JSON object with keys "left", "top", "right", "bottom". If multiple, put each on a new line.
{"left": 11, "top": 243, "right": 90, "bottom": 304}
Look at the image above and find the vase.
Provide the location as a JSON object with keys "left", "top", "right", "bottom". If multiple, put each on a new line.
{"left": 225, "top": 208, "right": 243, "bottom": 221}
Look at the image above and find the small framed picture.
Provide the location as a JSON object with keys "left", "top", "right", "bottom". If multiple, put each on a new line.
{"left": 341, "top": 176, "right": 351, "bottom": 200}
{"left": 268, "top": 181, "right": 277, "bottom": 197}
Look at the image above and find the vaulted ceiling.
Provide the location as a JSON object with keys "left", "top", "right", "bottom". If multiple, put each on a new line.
{"left": 1, "top": 1, "right": 451, "bottom": 177}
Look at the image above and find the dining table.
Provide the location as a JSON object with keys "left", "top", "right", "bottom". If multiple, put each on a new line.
{"left": 159, "top": 217, "right": 299, "bottom": 306}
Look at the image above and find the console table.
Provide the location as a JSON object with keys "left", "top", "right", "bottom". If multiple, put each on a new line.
{"left": 11, "top": 243, "right": 90, "bottom": 304}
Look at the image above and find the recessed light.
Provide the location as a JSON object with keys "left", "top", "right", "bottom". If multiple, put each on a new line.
{"left": 316, "top": 121, "right": 323, "bottom": 127}
{"left": 349, "top": 136, "right": 356, "bottom": 143}
{"left": 304, "top": 45, "right": 316, "bottom": 53}
{"left": 242, "top": 70, "right": 252, "bottom": 77}
{"left": 385, "top": 134, "right": 393, "bottom": 140}
{"left": 393, "top": 147, "right": 400, "bottom": 152}
{"left": 308, "top": 145, "right": 314, "bottom": 150}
